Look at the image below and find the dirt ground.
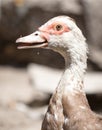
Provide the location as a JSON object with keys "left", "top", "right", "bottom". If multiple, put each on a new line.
{"left": 0, "top": 106, "right": 42, "bottom": 130}
{"left": 0, "top": 66, "right": 45, "bottom": 130}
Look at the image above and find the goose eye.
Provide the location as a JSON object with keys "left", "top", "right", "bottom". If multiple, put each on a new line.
{"left": 55, "top": 24, "right": 63, "bottom": 31}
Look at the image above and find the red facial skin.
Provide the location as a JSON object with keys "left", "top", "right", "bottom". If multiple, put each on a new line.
{"left": 39, "top": 22, "right": 70, "bottom": 40}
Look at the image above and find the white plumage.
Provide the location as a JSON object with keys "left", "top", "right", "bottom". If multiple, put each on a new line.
{"left": 16, "top": 16, "right": 102, "bottom": 130}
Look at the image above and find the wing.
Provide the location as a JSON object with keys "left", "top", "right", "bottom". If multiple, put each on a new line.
{"left": 41, "top": 92, "right": 64, "bottom": 130}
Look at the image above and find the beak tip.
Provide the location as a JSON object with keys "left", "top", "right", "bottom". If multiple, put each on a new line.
{"left": 16, "top": 38, "right": 20, "bottom": 43}
{"left": 16, "top": 37, "right": 24, "bottom": 43}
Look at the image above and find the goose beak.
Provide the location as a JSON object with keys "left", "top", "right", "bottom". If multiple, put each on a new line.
{"left": 16, "top": 31, "right": 48, "bottom": 49}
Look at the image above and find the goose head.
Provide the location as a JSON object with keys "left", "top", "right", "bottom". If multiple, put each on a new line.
{"left": 16, "top": 16, "right": 87, "bottom": 64}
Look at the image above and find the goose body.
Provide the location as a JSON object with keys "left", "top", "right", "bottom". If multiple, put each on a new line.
{"left": 16, "top": 16, "right": 102, "bottom": 130}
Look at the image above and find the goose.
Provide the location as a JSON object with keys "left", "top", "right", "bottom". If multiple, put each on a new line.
{"left": 16, "top": 16, "right": 102, "bottom": 130}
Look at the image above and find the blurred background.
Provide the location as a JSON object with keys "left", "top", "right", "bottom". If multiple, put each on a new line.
{"left": 0, "top": 0, "right": 102, "bottom": 130}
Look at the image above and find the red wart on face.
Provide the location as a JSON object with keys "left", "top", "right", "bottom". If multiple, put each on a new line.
{"left": 39, "top": 22, "right": 71, "bottom": 35}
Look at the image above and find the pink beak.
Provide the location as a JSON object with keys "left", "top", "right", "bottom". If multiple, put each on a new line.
{"left": 16, "top": 31, "right": 48, "bottom": 49}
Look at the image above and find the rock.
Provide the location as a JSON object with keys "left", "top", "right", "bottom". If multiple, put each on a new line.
{"left": 0, "top": 66, "right": 33, "bottom": 105}
{"left": 27, "top": 63, "right": 63, "bottom": 93}
{"left": 0, "top": 65, "right": 52, "bottom": 108}
{"left": 27, "top": 63, "right": 102, "bottom": 94}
